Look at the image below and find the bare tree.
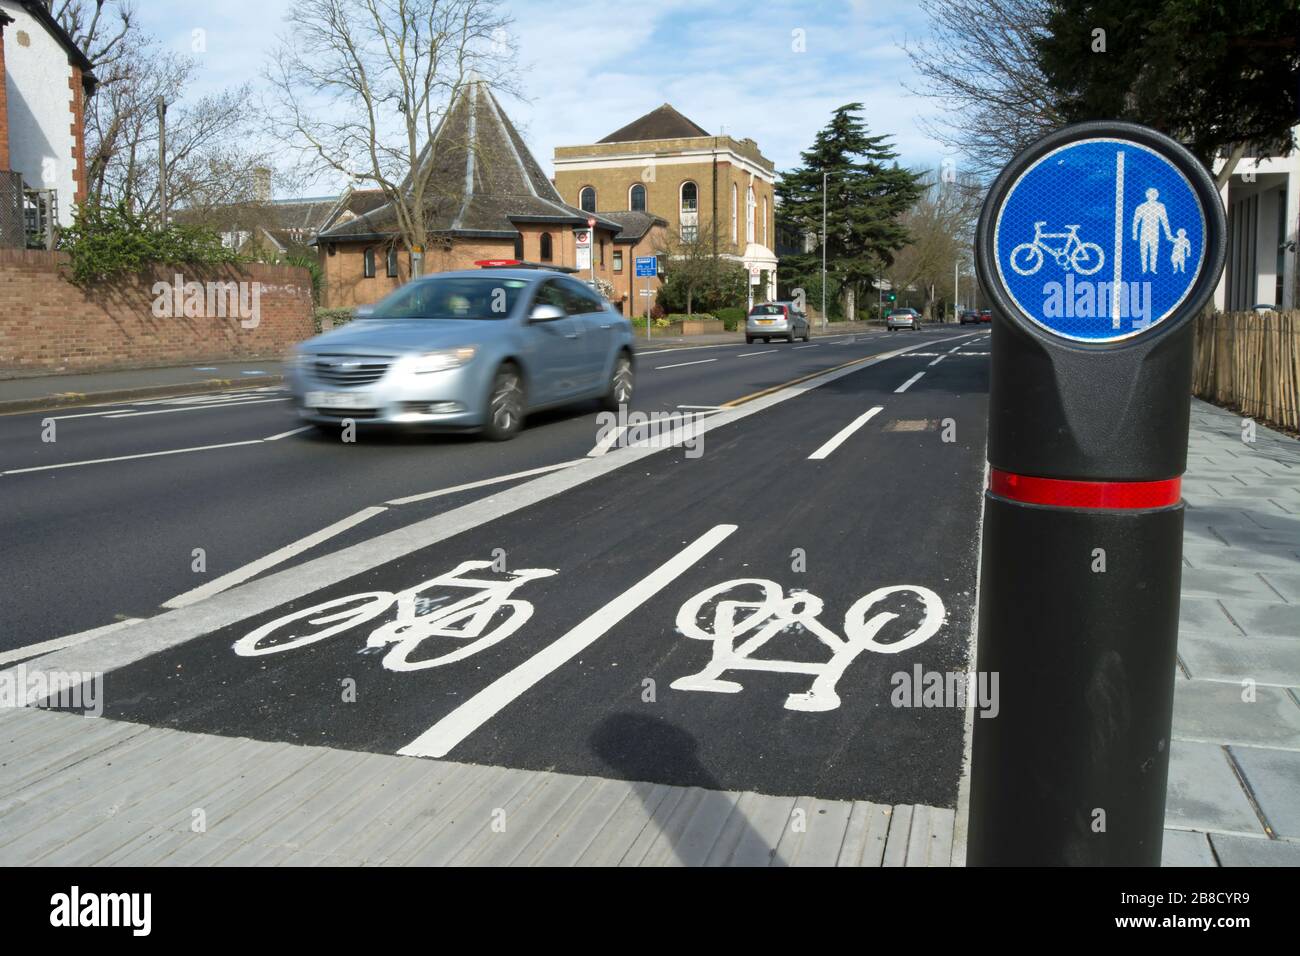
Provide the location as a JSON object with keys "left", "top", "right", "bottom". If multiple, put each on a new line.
{"left": 265, "top": 0, "right": 518, "bottom": 276}
{"left": 60, "top": 1, "right": 275, "bottom": 219}
{"left": 902, "top": 0, "right": 1062, "bottom": 180}
{"left": 885, "top": 171, "right": 983, "bottom": 319}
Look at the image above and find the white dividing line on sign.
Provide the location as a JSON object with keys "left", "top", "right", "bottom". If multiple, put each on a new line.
{"left": 807, "top": 406, "right": 884, "bottom": 460}
{"left": 104, "top": 398, "right": 288, "bottom": 418}
{"left": 895, "top": 372, "right": 925, "bottom": 393}
{"left": 398, "top": 523, "right": 739, "bottom": 759}
{"left": 162, "top": 506, "right": 389, "bottom": 609}
{"left": 0, "top": 440, "right": 265, "bottom": 475}
{"left": 655, "top": 358, "right": 717, "bottom": 370}
{"left": 0, "top": 617, "right": 145, "bottom": 668}
{"left": 738, "top": 350, "right": 778, "bottom": 358}
{"left": 385, "top": 460, "right": 584, "bottom": 506}
{"left": 265, "top": 426, "right": 313, "bottom": 441}
{"left": 588, "top": 425, "right": 628, "bottom": 457}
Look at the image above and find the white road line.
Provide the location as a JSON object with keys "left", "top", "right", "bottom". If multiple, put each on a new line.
{"left": 399, "top": 523, "right": 739, "bottom": 759}
{"left": 635, "top": 343, "right": 742, "bottom": 356}
{"left": 738, "top": 349, "right": 778, "bottom": 358}
{"left": 265, "top": 425, "right": 313, "bottom": 441}
{"left": 928, "top": 356, "right": 945, "bottom": 367}
{"left": 895, "top": 372, "right": 925, "bottom": 393}
{"left": 1, "top": 440, "right": 265, "bottom": 475}
{"left": 654, "top": 358, "right": 717, "bottom": 370}
{"left": 162, "top": 506, "right": 389, "bottom": 609}
{"left": 807, "top": 406, "right": 884, "bottom": 460}
{"left": 588, "top": 425, "right": 628, "bottom": 457}
{"left": 793, "top": 344, "right": 821, "bottom": 350}
{"left": 385, "top": 460, "right": 584, "bottom": 506}
{"left": 104, "top": 398, "right": 288, "bottom": 418}
{"left": 0, "top": 617, "right": 144, "bottom": 667}
{"left": 676, "top": 404, "right": 725, "bottom": 410}
{"left": 47, "top": 409, "right": 138, "bottom": 420}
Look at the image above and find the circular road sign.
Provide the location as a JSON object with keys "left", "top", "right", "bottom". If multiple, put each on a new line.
{"left": 978, "top": 122, "right": 1225, "bottom": 345}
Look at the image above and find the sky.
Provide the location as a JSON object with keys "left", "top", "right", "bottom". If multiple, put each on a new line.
{"left": 137, "top": 0, "right": 957, "bottom": 198}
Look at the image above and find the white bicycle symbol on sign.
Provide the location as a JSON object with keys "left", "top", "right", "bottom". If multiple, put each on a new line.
{"left": 1010, "top": 221, "right": 1105, "bottom": 276}
{"left": 233, "top": 560, "right": 556, "bottom": 671}
{"left": 671, "top": 578, "right": 946, "bottom": 712}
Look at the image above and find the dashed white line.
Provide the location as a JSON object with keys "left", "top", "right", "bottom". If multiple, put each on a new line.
{"left": 793, "top": 344, "right": 821, "bottom": 350}
{"left": 738, "top": 350, "right": 778, "bottom": 358}
{"left": 655, "top": 358, "right": 717, "bottom": 370}
{"left": 399, "top": 523, "right": 739, "bottom": 758}
{"left": 161, "top": 506, "right": 389, "bottom": 609}
{"left": 104, "top": 398, "right": 288, "bottom": 418}
{"left": 895, "top": 372, "right": 926, "bottom": 393}
{"left": 265, "top": 425, "right": 314, "bottom": 441}
{"left": 807, "top": 406, "right": 884, "bottom": 460}
{"left": 928, "top": 356, "right": 945, "bottom": 367}
{"left": 1, "top": 440, "right": 265, "bottom": 475}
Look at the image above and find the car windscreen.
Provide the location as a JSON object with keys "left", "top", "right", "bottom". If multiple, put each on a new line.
{"left": 363, "top": 277, "right": 529, "bottom": 320}
{"left": 749, "top": 305, "right": 784, "bottom": 315}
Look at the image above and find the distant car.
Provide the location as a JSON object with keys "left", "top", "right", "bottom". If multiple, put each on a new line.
{"left": 886, "top": 308, "right": 921, "bottom": 331}
{"left": 746, "top": 302, "right": 810, "bottom": 343}
{"left": 287, "top": 269, "right": 635, "bottom": 441}
{"left": 959, "top": 310, "right": 981, "bottom": 325}
{"left": 979, "top": 309, "right": 992, "bottom": 323}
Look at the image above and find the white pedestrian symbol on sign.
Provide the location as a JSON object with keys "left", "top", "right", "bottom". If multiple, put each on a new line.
{"left": 1132, "top": 187, "right": 1173, "bottom": 274}
{"left": 1010, "top": 222, "right": 1104, "bottom": 276}
{"left": 671, "top": 579, "right": 945, "bottom": 712}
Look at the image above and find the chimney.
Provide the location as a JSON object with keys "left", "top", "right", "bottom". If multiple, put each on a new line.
{"left": 252, "top": 166, "right": 272, "bottom": 203}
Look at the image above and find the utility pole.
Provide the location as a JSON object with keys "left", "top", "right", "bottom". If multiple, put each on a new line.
{"left": 954, "top": 258, "right": 960, "bottom": 321}
{"left": 156, "top": 97, "right": 168, "bottom": 225}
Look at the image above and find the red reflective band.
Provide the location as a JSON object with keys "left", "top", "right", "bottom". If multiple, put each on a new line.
{"left": 989, "top": 469, "right": 1182, "bottom": 509}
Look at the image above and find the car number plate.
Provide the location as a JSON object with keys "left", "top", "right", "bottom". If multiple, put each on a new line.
{"left": 306, "top": 391, "right": 370, "bottom": 408}
{"left": 757, "top": 319, "right": 775, "bottom": 325}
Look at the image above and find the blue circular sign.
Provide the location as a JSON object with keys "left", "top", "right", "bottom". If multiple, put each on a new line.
{"left": 993, "top": 138, "right": 1207, "bottom": 343}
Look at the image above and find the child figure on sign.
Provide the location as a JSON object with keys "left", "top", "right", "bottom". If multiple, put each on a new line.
{"left": 1171, "top": 228, "right": 1191, "bottom": 273}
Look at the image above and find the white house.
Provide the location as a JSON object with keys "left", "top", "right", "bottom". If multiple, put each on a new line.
{"left": 0, "top": 0, "right": 96, "bottom": 239}
{"left": 1214, "top": 129, "right": 1299, "bottom": 311}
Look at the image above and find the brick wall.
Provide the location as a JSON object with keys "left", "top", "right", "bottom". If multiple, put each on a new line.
{"left": 0, "top": 250, "right": 315, "bottom": 375}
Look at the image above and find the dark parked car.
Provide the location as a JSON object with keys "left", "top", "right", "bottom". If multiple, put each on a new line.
{"left": 959, "top": 310, "right": 982, "bottom": 325}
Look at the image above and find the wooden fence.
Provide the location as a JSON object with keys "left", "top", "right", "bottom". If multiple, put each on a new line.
{"left": 1192, "top": 310, "right": 1300, "bottom": 431}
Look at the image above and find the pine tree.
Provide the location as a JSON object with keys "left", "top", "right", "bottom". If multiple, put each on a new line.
{"left": 777, "top": 104, "right": 922, "bottom": 320}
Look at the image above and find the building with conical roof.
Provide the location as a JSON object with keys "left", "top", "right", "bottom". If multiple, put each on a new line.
{"left": 554, "top": 104, "right": 779, "bottom": 307}
{"left": 315, "top": 81, "right": 627, "bottom": 308}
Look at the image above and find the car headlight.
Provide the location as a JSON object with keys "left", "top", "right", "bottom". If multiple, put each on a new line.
{"left": 406, "top": 347, "right": 477, "bottom": 374}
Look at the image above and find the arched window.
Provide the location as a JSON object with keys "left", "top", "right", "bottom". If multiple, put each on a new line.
{"left": 513, "top": 234, "right": 524, "bottom": 260}
{"left": 680, "top": 181, "right": 697, "bottom": 213}
{"left": 579, "top": 187, "right": 596, "bottom": 213}
{"left": 746, "top": 185, "right": 756, "bottom": 243}
{"left": 629, "top": 183, "right": 646, "bottom": 212}
{"left": 539, "top": 232, "right": 553, "bottom": 262}
{"left": 731, "top": 184, "right": 738, "bottom": 242}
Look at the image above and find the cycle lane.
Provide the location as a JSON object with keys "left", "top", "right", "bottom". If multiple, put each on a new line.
{"left": 32, "top": 343, "right": 988, "bottom": 805}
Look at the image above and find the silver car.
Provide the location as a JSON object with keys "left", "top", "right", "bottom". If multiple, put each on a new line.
{"left": 746, "top": 302, "right": 810, "bottom": 343}
{"left": 886, "top": 308, "right": 922, "bottom": 331}
{"left": 287, "top": 269, "right": 635, "bottom": 440}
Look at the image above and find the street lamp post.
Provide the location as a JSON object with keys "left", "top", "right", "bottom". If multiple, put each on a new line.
{"left": 156, "top": 97, "right": 168, "bottom": 226}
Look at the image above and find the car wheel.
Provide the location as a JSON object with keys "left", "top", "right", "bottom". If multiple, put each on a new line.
{"left": 746, "top": 336, "right": 754, "bottom": 344}
{"left": 600, "top": 352, "right": 634, "bottom": 412}
{"left": 483, "top": 364, "right": 525, "bottom": 441}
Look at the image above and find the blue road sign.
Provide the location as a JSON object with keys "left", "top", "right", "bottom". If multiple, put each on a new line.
{"left": 634, "top": 255, "right": 657, "bottom": 278}
{"left": 993, "top": 138, "right": 1207, "bottom": 343}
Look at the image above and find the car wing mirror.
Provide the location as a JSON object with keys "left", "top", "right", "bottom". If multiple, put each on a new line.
{"left": 529, "top": 303, "right": 566, "bottom": 322}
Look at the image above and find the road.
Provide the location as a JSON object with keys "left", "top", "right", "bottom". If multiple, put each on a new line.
{"left": 3, "top": 325, "right": 990, "bottom": 805}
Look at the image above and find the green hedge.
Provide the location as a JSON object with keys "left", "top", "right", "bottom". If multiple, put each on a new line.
{"left": 314, "top": 307, "right": 355, "bottom": 334}
{"left": 58, "top": 200, "right": 242, "bottom": 284}
{"left": 716, "top": 306, "right": 745, "bottom": 331}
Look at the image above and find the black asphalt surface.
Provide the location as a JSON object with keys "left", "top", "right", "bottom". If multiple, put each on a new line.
{"left": 2, "top": 328, "right": 979, "bottom": 648}
{"left": 57, "top": 330, "right": 991, "bottom": 805}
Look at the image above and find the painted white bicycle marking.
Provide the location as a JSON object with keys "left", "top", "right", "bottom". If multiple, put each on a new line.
{"left": 1010, "top": 221, "right": 1105, "bottom": 276}
{"left": 233, "top": 560, "right": 556, "bottom": 671}
{"left": 671, "top": 579, "right": 946, "bottom": 712}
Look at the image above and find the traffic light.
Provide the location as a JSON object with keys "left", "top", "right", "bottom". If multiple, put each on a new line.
{"left": 888, "top": 293, "right": 896, "bottom": 302}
